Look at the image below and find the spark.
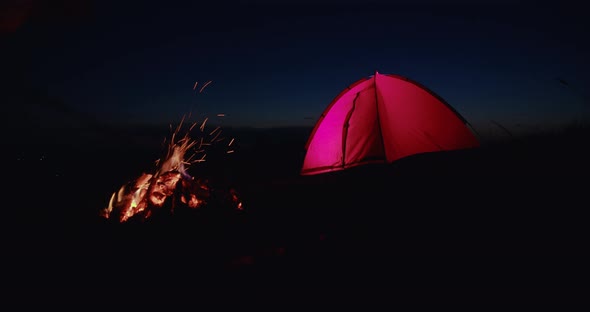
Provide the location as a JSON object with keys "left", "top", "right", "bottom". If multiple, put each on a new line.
{"left": 228, "top": 138, "right": 235, "bottom": 146}
{"left": 209, "top": 126, "right": 220, "bottom": 135}
{"left": 195, "top": 154, "right": 207, "bottom": 162}
{"left": 217, "top": 113, "right": 225, "bottom": 117}
{"left": 227, "top": 150, "right": 235, "bottom": 154}
{"left": 199, "top": 80, "right": 212, "bottom": 93}
{"left": 200, "top": 117, "right": 208, "bottom": 132}
{"left": 189, "top": 121, "right": 198, "bottom": 132}
{"left": 184, "top": 152, "right": 197, "bottom": 164}
{"left": 211, "top": 129, "right": 222, "bottom": 142}
{"left": 193, "top": 81, "right": 198, "bottom": 90}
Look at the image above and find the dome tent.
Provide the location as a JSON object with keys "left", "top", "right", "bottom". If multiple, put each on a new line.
{"left": 301, "top": 72, "right": 479, "bottom": 175}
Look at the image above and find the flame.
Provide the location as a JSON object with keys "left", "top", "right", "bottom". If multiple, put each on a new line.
{"left": 101, "top": 114, "right": 242, "bottom": 223}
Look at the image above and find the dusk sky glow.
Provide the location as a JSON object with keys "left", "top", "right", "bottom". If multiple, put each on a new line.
{"left": 3, "top": 0, "right": 589, "bottom": 133}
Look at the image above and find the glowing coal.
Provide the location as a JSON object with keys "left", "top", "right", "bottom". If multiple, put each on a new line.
{"left": 100, "top": 116, "right": 242, "bottom": 223}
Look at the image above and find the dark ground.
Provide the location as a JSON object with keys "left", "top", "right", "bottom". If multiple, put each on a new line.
{"left": 6, "top": 124, "right": 590, "bottom": 288}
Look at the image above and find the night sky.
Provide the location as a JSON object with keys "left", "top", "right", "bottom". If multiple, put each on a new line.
{"left": 2, "top": 0, "right": 589, "bottom": 133}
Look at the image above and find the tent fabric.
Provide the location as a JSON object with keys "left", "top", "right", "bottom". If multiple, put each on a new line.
{"left": 301, "top": 72, "right": 479, "bottom": 175}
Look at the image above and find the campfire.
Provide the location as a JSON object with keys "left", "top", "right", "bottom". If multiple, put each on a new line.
{"left": 100, "top": 115, "right": 243, "bottom": 223}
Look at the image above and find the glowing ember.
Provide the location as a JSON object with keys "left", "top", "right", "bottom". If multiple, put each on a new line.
{"left": 199, "top": 80, "right": 212, "bottom": 93}
{"left": 101, "top": 115, "right": 243, "bottom": 223}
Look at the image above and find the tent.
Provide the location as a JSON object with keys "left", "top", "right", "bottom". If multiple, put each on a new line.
{"left": 301, "top": 71, "right": 479, "bottom": 175}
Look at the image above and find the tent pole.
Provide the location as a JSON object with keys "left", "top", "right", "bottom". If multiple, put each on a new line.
{"left": 342, "top": 93, "right": 359, "bottom": 167}
{"left": 373, "top": 72, "right": 387, "bottom": 162}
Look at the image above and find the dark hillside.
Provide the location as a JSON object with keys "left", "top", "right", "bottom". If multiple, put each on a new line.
{"left": 6, "top": 123, "right": 590, "bottom": 288}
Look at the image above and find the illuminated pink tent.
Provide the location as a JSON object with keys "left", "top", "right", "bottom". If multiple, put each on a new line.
{"left": 301, "top": 72, "right": 479, "bottom": 175}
